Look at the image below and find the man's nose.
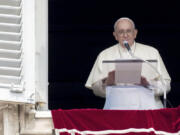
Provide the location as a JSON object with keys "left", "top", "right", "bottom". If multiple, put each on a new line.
{"left": 123, "top": 32, "right": 128, "bottom": 37}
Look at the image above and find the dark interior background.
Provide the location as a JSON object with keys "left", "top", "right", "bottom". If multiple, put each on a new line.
{"left": 48, "top": 0, "right": 180, "bottom": 110}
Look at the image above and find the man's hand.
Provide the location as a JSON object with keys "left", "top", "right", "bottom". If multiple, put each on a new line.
{"left": 141, "top": 76, "right": 149, "bottom": 87}
{"left": 104, "top": 70, "right": 115, "bottom": 86}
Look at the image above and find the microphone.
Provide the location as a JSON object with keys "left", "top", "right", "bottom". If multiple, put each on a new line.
{"left": 123, "top": 40, "right": 133, "bottom": 57}
{"left": 123, "top": 40, "right": 131, "bottom": 52}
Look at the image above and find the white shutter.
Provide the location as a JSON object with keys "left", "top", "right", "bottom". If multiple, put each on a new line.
{"left": 0, "top": 0, "right": 34, "bottom": 104}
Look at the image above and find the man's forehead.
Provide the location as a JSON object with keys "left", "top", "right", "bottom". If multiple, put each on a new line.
{"left": 116, "top": 21, "right": 133, "bottom": 30}
{"left": 117, "top": 20, "right": 132, "bottom": 26}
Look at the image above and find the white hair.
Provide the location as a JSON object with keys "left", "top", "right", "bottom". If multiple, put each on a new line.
{"left": 113, "top": 17, "right": 135, "bottom": 31}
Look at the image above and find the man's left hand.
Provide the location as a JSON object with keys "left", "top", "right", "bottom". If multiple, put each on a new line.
{"left": 141, "top": 76, "right": 149, "bottom": 87}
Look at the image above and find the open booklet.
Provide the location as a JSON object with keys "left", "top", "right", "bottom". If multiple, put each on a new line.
{"left": 103, "top": 59, "right": 157, "bottom": 85}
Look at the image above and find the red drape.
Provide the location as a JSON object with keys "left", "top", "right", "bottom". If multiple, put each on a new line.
{"left": 51, "top": 106, "right": 180, "bottom": 135}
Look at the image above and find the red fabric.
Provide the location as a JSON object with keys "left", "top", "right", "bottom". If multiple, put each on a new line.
{"left": 51, "top": 106, "right": 180, "bottom": 135}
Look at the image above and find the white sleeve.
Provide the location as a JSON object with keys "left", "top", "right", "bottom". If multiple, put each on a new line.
{"left": 91, "top": 80, "right": 106, "bottom": 98}
{"left": 148, "top": 79, "right": 171, "bottom": 95}
{"left": 148, "top": 51, "right": 171, "bottom": 95}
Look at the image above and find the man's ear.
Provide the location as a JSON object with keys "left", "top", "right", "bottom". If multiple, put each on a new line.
{"left": 134, "top": 29, "right": 138, "bottom": 39}
{"left": 113, "top": 32, "right": 118, "bottom": 41}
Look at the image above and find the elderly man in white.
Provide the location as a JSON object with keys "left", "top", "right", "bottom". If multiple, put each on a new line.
{"left": 85, "top": 17, "right": 171, "bottom": 110}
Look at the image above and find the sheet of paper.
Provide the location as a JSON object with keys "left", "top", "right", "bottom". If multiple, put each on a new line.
{"left": 115, "top": 59, "right": 142, "bottom": 85}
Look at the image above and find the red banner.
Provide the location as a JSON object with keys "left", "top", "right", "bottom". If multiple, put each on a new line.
{"left": 51, "top": 106, "right": 180, "bottom": 135}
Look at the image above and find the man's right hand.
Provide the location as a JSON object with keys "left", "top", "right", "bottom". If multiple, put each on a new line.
{"left": 104, "top": 70, "right": 115, "bottom": 86}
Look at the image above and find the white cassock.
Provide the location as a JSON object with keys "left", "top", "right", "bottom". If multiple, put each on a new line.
{"left": 85, "top": 42, "right": 171, "bottom": 110}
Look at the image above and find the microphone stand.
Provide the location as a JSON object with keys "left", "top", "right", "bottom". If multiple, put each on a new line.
{"left": 128, "top": 50, "right": 167, "bottom": 108}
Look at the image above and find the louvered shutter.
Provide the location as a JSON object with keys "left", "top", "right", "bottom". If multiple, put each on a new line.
{"left": 0, "top": 0, "right": 34, "bottom": 104}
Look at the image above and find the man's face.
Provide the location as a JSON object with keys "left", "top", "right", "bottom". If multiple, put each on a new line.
{"left": 113, "top": 20, "right": 137, "bottom": 47}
